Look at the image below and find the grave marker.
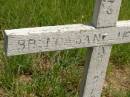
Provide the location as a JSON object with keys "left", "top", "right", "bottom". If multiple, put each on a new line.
{"left": 4, "top": 0, "right": 130, "bottom": 97}
{"left": 80, "top": 0, "right": 122, "bottom": 97}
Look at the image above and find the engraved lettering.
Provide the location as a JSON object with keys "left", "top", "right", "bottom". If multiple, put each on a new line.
{"left": 93, "top": 34, "right": 101, "bottom": 42}
{"left": 55, "top": 38, "right": 58, "bottom": 45}
{"left": 46, "top": 38, "right": 50, "bottom": 47}
{"left": 86, "top": 35, "right": 90, "bottom": 43}
{"left": 28, "top": 39, "right": 36, "bottom": 49}
{"left": 118, "top": 32, "right": 121, "bottom": 37}
{"left": 18, "top": 40, "right": 25, "bottom": 50}
{"left": 76, "top": 39, "right": 82, "bottom": 44}
{"left": 102, "top": 33, "right": 108, "bottom": 40}
{"left": 122, "top": 31, "right": 130, "bottom": 39}
{"left": 106, "top": 8, "right": 113, "bottom": 14}
{"left": 28, "top": 39, "right": 35, "bottom": 45}
{"left": 102, "top": 0, "right": 114, "bottom": 15}
{"left": 94, "top": 75, "right": 99, "bottom": 81}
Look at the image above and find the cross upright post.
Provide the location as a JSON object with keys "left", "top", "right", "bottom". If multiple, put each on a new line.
{"left": 80, "top": 0, "right": 122, "bottom": 97}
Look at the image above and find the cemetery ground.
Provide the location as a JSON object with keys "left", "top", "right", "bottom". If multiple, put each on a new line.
{"left": 0, "top": 0, "right": 130, "bottom": 97}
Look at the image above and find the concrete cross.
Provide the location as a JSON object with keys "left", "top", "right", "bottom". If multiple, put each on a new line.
{"left": 4, "top": 0, "right": 130, "bottom": 97}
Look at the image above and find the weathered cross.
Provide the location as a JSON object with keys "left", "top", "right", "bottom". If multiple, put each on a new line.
{"left": 4, "top": 0, "right": 130, "bottom": 97}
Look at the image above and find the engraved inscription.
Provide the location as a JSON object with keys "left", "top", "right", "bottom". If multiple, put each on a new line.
{"left": 15, "top": 30, "right": 130, "bottom": 52}
{"left": 18, "top": 40, "right": 25, "bottom": 50}
{"left": 106, "top": 7, "right": 113, "bottom": 14}
{"left": 46, "top": 38, "right": 50, "bottom": 47}
{"left": 85, "top": 35, "right": 90, "bottom": 43}
{"left": 118, "top": 31, "right": 130, "bottom": 39}
{"left": 102, "top": 0, "right": 115, "bottom": 15}
{"left": 122, "top": 31, "right": 130, "bottom": 39}
{"left": 93, "top": 34, "right": 101, "bottom": 42}
{"left": 28, "top": 39, "right": 36, "bottom": 49}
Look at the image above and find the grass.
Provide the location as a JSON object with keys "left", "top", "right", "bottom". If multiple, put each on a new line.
{"left": 0, "top": 0, "right": 130, "bottom": 97}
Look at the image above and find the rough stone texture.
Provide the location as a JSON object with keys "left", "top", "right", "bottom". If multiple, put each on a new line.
{"left": 92, "top": 0, "right": 122, "bottom": 27}
{"left": 80, "top": 46, "right": 112, "bottom": 97}
{"left": 4, "top": 21, "right": 130, "bottom": 56}
{"left": 80, "top": 0, "right": 123, "bottom": 97}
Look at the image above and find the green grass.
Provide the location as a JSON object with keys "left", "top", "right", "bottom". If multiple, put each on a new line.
{"left": 0, "top": 0, "right": 130, "bottom": 97}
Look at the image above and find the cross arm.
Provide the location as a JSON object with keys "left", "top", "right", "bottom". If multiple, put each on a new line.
{"left": 4, "top": 20, "right": 130, "bottom": 56}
